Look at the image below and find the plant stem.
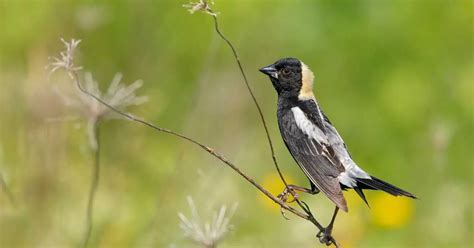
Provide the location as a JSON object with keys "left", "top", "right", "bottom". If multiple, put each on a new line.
{"left": 209, "top": 12, "right": 293, "bottom": 202}
{"left": 67, "top": 71, "right": 338, "bottom": 246}
{"left": 208, "top": 11, "right": 320, "bottom": 227}
{"left": 82, "top": 120, "right": 101, "bottom": 248}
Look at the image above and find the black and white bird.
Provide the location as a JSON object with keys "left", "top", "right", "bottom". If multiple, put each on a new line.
{"left": 259, "top": 58, "right": 416, "bottom": 235}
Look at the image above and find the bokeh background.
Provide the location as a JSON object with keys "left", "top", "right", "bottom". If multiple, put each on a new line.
{"left": 0, "top": 0, "right": 472, "bottom": 247}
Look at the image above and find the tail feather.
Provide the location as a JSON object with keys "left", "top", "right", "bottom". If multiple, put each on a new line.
{"left": 356, "top": 176, "right": 417, "bottom": 199}
{"left": 353, "top": 187, "right": 370, "bottom": 207}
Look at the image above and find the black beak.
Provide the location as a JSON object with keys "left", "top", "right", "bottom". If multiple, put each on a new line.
{"left": 259, "top": 64, "right": 278, "bottom": 79}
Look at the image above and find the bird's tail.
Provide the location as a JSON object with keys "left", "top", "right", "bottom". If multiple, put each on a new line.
{"left": 356, "top": 176, "right": 417, "bottom": 199}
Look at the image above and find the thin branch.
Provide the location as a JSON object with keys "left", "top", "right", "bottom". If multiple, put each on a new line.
{"left": 50, "top": 36, "right": 339, "bottom": 246}
{"left": 207, "top": 10, "right": 321, "bottom": 227}
{"left": 208, "top": 9, "right": 294, "bottom": 209}
{"left": 67, "top": 70, "right": 329, "bottom": 231}
{"left": 82, "top": 119, "right": 101, "bottom": 248}
{"left": 181, "top": 6, "right": 338, "bottom": 244}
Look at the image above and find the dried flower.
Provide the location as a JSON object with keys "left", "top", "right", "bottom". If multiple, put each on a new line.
{"left": 53, "top": 72, "right": 148, "bottom": 149}
{"left": 53, "top": 72, "right": 148, "bottom": 121}
{"left": 183, "top": 0, "right": 217, "bottom": 16}
{"left": 82, "top": 72, "right": 148, "bottom": 119}
{"left": 49, "top": 38, "right": 148, "bottom": 151}
{"left": 48, "top": 38, "right": 83, "bottom": 74}
{"left": 178, "top": 196, "right": 237, "bottom": 248}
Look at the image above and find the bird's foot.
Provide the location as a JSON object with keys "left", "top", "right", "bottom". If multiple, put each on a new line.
{"left": 276, "top": 186, "right": 299, "bottom": 219}
{"left": 276, "top": 184, "right": 319, "bottom": 219}
{"left": 277, "top": 185, "right": 299, "bottom": 203}
{"left": 316, "top": 225, "right": 337, "bottom": 247}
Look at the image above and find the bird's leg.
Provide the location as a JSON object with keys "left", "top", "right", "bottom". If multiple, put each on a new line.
{"left": 277, "top": 184, "right": 319, "bottom": 203}
{"left": 317, "top": 206, "right": 339, "bottom": 246}
{"left": 277, "top": 184, "right": 320, "bottom": 219}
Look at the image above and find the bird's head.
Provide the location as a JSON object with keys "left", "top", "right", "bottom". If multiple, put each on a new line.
{"left": 259, "top": 57, "right": 315, "bottom": 100}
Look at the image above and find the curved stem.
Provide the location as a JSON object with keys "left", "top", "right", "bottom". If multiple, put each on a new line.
{"left": 210, "top": 13, "right": 292, "bottom": 202}
{"left": 209, "top": 12, "right": 317, "bottom": 224}
{"left": 82, "top": 120, "right": 101, "bottom": 248}
{"left": 68, "top": 71, "right": 319, "bottom": 225}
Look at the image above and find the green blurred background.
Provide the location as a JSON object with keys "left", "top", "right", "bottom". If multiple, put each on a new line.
{"left": 0, "top": 0, "right": 472, "bottom": 247}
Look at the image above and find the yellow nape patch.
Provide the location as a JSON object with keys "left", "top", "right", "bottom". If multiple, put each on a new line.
{"left": 299, "top": 62, "right": 315, "bottom": 100}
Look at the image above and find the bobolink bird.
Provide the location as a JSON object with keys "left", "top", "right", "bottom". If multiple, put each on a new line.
{"left": 260, "top": 58, "right": 416, "bottom": 239}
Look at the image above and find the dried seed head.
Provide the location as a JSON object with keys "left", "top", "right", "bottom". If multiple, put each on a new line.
{"left": 178, "top": 196, "right": 238, "bottom": 247}
{"left": 48, "top": 38, "right": 83, "bottom": 74}
{"left": 55, "top": 72, "right": 148, "bottom": 121}
{"left": 53, "top": 72, "right": 147, "bottom": 149}
{"left": 183, "top": 0, "right": 217, "bottom": 16}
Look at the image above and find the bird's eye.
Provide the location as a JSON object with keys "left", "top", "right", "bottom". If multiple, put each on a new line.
{"left": 281, "top": 68, "right": 290, "bottom": 76}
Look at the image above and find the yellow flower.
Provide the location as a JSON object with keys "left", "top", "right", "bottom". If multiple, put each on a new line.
{"left": 258, "top": 173, "right": 295, "bottom": 211}
{"left": 371, "top": 192, "right": 414, "bottom": 228}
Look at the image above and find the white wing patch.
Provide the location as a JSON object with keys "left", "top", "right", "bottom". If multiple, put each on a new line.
{"left": 291, "top": 107, "right": 328, "bottom": 146}
{"left": 291, "top": 105, "right": 371, "bottom": 188}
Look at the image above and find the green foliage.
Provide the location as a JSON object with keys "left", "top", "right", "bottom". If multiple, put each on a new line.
{"left": 0, "top": 0, "right": 472, "bottom": 247}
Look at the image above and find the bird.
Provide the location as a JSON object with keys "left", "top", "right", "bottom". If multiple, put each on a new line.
{"left": 259, "top": 57, "right": 416, "bottom": 239}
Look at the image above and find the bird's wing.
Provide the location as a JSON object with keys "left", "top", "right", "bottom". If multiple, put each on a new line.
{"left": 280, "top": 104, "right": 348, "bottom": 211}
{"left": 321, "top": 111, "right": 372, "bottom": 187}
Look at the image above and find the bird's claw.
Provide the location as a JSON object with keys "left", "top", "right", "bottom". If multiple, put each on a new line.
{"left": 279, "top": 207, "right": 290, "bottom": 220}
{"left": 277, "top": 186, "right": 299, "bottom": 203}
{"left": 316, "top": 226, "right": 336, "bottom": 247}
{"left": 277, "top": 186, "right": 299, "bottom": 220}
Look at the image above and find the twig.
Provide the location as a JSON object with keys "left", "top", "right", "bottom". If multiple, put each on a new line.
{"left": 82, "top": 119, "right": 101, "bottom": 248}
{"left": 209, "top": 13, "right": 288, "bottom": 187}
{"left": 66, "top": 70, "right": 333, "bottom": 237}
{"left": 181, "top": 5, "right": 330, "bottom": 242}
{"left": 207, "top": 9, "right": 297, "bottom": 211}
{"left": 206, "top": 10, "right": 322, "bottom": 229}
{"left": 50, "top": 36, "right": 339, "bottom": 246}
